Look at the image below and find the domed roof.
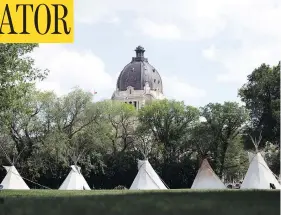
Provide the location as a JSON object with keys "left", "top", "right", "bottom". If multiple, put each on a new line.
{"left": 116, "top": 46, "right": 163, "bottom": 93}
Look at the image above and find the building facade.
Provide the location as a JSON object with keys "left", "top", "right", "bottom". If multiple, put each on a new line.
{"left": 111, "top": 46, "right": 165, "bottom": 109}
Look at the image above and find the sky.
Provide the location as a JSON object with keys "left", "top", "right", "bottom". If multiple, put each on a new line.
{"left": 32, "top": 0, "right": 281, "bottom": 107}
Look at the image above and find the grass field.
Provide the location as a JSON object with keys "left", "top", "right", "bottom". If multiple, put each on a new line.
{"left": 0, "top": 189, "right": 280, "bottom": 215}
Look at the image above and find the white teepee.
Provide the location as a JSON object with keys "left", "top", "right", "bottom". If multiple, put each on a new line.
{"left": 59, "top": 165, "right": 91, "bottom": 190}
{"left": 130, "top": 159, "right": 168, "bottom": 190}
{"left": 0, "top": 166, "right": 30, "bottom": 190}
{"left": 241, "top": 152, "right": 280, "bottom": 189}
{"left": 191, "top": 159, "right": 226, "bottom": 189}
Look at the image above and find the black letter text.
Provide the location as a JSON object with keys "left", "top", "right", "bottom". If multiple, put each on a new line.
{"left": 52, "top": 4, "right": 71, "bottom": 34}
{"left": 16, "top": 4, "right": 34, "bottom": 34}
{"left": 34, "top": 4, "right": 51, "bottom": 35}
{"left": 0, "top": 4, "right": 17, "bottom": 34}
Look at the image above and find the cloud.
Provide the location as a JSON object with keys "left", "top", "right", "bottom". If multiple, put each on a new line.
{"left": 200, "top": 0, "right": 281, "bottom": 83}
{"left": 74, "top": 0, "right": 111, "bottom": 24}
{"left": 105, "top": 16, "right": 121, "bottom": 25}
{"left": 74, "top": 0, "right": 226, "bottom": 40}
{"left": 162, "top": 76, "right": 206, "bottom": 103}
{"left": 202, "top": 45, "right": 218, "bottom": 61}
{"left": 29, "top": 0, "right": 281, "bottom": 103}
{"left": 75, "top": 0, "right": 281, "bottom": 84}
{"left": 203, "top": 41, "right": 281, "bottom": 83}
{"left": 31, "top": 45, "right": 114, "bottom": 100}
{"left": 135, "top": 18, "right": 182, "bottom": 40}
{"left": 75, "top": 0, "right": 281, "bottom": 42}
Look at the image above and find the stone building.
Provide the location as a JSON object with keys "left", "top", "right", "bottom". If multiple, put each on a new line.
{"left": 111, "top": 46, "right": 165, "bottom": 109}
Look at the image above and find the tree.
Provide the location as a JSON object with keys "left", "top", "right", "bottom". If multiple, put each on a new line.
{"left": 96, "top": 100, "right": 137, "bottom": 155}
{"left": 34, "top": 88, "right": 105, "bottom": 179}
{"left": 239, "top": 62, "right": 280, "bottom": 148}
{"left": 222, "top": 135, "right": 248, "bottom": 182}
{"left": 0, "top": 44, "right": 48, "bottom": 120}
{"left": 200, "top": 102, "right": 248, "bottom": 177}
{"left": 7, "top": 89, "right": 57, "bottom": 160}
{"left": 263, "top": 141, "right": 280, "bottom": 175}
{"left": 189, "top": 122, "right": 215, "bottom": 161}
{"left": 134, "top": 128, "right": 155, "bottom": 160}
{"left": 2, "top": 88, "right": 108, "bottom": 187}
{"left": 138, "top": 99, "right": 200, "bottom": 162}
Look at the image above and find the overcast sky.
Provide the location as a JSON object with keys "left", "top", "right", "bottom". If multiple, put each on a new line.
{"left": 32, "top": 0, "right": 281, "bottom": 107}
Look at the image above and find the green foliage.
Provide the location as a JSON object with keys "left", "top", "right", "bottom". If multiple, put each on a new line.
{"left": 199, "top": 102, "right": 248, "bottom": 177}
{"left": 0, "top": 91, "right": 252, "bottom": 188}
{"left": 264, "top": 142, "right": 280, "bottom": 175}
{"left": 189, "top": 122, "right": 215, "bottom": 159}
{"left": 138, "top": 99, "right": 200, "bottom": 162}
{"left": 239, "top": 62, "right": 280, "bottom": 147}
{"left": 95, "top": 100, "right": 138, "bottom": 154}
{"left": 223, "top": 135, "right": 248, "bottom": 181}
{"left": 0, "top": 44, "right": 48, "bottom": 118}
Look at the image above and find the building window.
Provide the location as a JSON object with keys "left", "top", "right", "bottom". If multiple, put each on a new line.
{"left": 154, "top": 79, "right": 156, "bottom": 83}
{"left": 158, "top": 80, "right": 160, "bottom": 84}
{"left": 130, "top": 89, "right": 132, "bottom": 94}
{"left": 134, "top": 101, "right": 137, "bottom": 108}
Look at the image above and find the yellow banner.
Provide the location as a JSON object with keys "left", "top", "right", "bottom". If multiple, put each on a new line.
{"left": 0, "top": 0, "right": 74, "bottom": 43}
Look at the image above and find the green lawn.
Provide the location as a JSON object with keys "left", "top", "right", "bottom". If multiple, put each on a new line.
{"left": 0, "top": 189, "right": 279, "bottom": 215}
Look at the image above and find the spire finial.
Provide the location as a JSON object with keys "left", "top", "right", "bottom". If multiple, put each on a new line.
{"left": 135, "top": 45, "right": 145, "bottom": 57}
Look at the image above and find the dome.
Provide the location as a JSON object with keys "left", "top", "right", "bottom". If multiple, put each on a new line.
{"left": 116, "top": 46, "right": 163, "bottom": 93}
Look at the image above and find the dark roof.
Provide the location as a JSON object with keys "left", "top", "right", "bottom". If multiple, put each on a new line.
{"left": 116, "top": 46, "right": 163, "bottom": 92}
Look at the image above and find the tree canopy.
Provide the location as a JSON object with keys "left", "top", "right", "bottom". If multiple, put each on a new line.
{"left": 0, "top": 44, "right": 48, "bottom": 122}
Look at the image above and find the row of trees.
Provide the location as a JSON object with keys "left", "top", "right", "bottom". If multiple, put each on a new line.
{"left": 0, "top": 44, "right": 279, "bottom": 189}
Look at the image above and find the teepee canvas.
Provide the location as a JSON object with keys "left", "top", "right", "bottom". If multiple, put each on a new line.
{"left": 130, "top": 159, "right": 168, "bottom": 190}
{"left": 0, "top": 166, "right": 30, "bottom": 190}
{"left": 241, "top": 153, "right": 280, "bottom": 189}
{"left": 248, "top": 151, "right": 265, "bottom": 163}
{"left": 191, "top": 159, "right": 226, "bottom": 189}
{"left": 59, "top": 165, "right": 91, "bottom": 190}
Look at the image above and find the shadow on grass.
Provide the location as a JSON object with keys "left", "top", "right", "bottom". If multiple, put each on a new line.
{"left": 0, "top": 190, "right": 279, "bottom": 215}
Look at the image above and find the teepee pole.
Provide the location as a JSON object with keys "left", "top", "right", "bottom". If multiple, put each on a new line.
{"left": 13, "top": 146, "right": 26, "bottom": 165}
{"left": 249, "top": 130, "right": 262, "bottom": 153}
